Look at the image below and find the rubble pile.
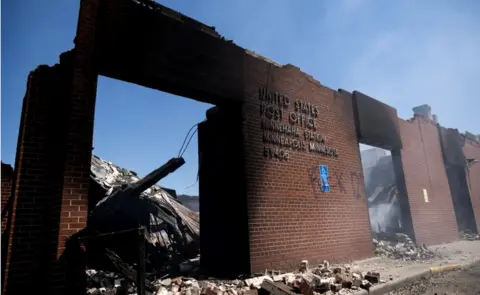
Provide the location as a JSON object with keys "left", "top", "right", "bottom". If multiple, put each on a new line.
{"left": 373, "top": 233, "right": 436, "bottom": 260}
{"left": 85, "top": 260, "right": 385, "bottom": 295}
{"left": 80, "top": 155, "right": 200, "bottom": 279}
{"left": 259, "top": 260, "right": 384, "bottom": 295}
{"left": 86, "top": 269, "right": 128, "bottom": 295}
{"left": 460, "top": 231, "right": 480, "bottom": 241}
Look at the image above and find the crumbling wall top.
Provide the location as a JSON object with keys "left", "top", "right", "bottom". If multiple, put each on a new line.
{"left": 1, "top": 162, "right": 13, "bottom": 178}
{"left": 464, "top": 131, "right": 480, "bottom": 144}
{"left": 244, "top": 49, "right": 282, "bottom": 67}
{"left": 132, "top": 0, "right": 221, "bottom": 38}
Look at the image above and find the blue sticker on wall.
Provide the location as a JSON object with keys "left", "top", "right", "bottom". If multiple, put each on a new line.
{"left": 319, "top": 165, "right": 330, "bottom": 192}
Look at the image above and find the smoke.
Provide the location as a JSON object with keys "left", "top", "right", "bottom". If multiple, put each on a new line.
{"left": 361, "top": 146, "right": 403, "bottom": 234}
{"left": 369, "top": 202, "right": 402, "bottom": 234}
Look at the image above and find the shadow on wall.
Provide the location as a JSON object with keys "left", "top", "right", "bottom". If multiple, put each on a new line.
{"left": 198, "top": 104, "right": 250, "bottom": 278}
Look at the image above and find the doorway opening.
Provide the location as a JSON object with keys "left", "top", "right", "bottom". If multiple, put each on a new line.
{"left": 90, "top": 76, "right": 212, "bottom": 208}
{"left": 81, "top": 75, "right": 216, "bottom": 290}
{"left": 360, "top": 144, "right": 401, "bottom": 235}
{"left": 359, "top": 144, "right": 428, "bottom": 259}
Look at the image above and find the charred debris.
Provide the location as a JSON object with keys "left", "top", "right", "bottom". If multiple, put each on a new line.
{"left": 361, "top": 148, "right": 439, "bottom": 261}
{"left": 73, "top": 155, "right": 200, "bottom": 291}
{"left": 87, "top": 259, "right": 386, "bottom": 295}
{"left": 77, "top": 154, "right": 474, "bottom": 295}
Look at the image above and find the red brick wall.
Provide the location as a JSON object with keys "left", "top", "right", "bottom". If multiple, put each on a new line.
{"left": 398, "top": 116, "right": 459, "bottom": 245}
{"left": 3, "top": 62, "right": 68, "bottom": 294}
{"left": 3, "top": 64, "right": 66, "bottom": 295}
{"left": 3, "top": 48, "right": 97, "bottom": 294}
{"left": 463, "top": 139, "right": 480, "bottom": 232}
{"left": 55, "top": 0, "right": 99, "bottom": 258}
{"left": 242, "top": 63, "right": 374, "bottom": 272}
{"left": 1, "top": 163, "right": 13, "bottom": 232}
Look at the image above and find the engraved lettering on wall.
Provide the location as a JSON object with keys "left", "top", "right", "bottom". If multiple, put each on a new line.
{"left": 258, "top": 87, "right": 339, "bottom": 160}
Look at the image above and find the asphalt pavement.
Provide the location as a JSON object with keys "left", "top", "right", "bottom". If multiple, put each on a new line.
{"left": 389, "top": 264, "right": 480, "bottom": 295}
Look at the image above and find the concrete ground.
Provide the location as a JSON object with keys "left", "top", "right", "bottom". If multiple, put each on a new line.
{"left": 345, "top": 240, "right": 480, "bottom": 282}
{"left": 388, "top": 263, "right": 480, "bottom": 295}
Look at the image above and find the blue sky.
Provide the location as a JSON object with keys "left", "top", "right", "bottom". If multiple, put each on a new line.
{"left": 2, "top": 0, "right": 480, "bottom": 195}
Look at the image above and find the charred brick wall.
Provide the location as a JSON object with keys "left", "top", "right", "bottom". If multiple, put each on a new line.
{"left": 352, "top": 91, "right": 402, "bottom": 150}
{"left": 1, "top": 163, "right": 13, "bottom": 232}
{"left": 95, "top": 0, "right": 245, "bottom": 105}
{"left": 438, "top": 127, "right": 477, "bottom": 233}
{"left": 463, "top": 138, "right": 480, "bottom": 232}
{"left": 398, "top": 116, "right": 459, "bottom": 245}
{"left": 198, "top": 105, "right": 250, "bottom": 277}
{"left": 350, "top": 91, "right": 416, "bottom": 239}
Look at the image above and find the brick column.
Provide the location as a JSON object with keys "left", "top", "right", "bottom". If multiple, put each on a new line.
{"left": 398, "top": 116, "right": 459, "bottom": 245}
{"left": 50, "top": 0, "right": 100, "bottom": 293}
{"left": 3, "top": 59, "right": 73, "bottom": 295}
{"left": 56, "top": 0, "right": 99, "bottom": 254}
{"left": 3, "top": 52, "right": 99, "bottom": 294}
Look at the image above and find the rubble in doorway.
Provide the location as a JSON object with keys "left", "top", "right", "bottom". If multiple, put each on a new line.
{"left": 372, "top": 232, "right": 437, "bottom": 261}
{"left": 460, "top": 230, "right": 480, "bottom": 241}
{"left": 86, "top": 259, "right": 385, "bottom": 295}
{"left": 79, "top": 155, "right": 200, "bottom": 294}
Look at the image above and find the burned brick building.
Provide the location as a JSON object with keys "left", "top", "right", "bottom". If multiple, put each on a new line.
{"left": 1, "top": 0, "right": 480, "bottom": 294}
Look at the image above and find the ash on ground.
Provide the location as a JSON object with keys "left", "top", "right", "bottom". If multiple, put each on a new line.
{"left": 373, "top": 233, "right": 437, "bottom": 261}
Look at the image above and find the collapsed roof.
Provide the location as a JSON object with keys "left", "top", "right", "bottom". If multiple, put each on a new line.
{"left": 79, "top": 155, "right": 200, "bottom": 280}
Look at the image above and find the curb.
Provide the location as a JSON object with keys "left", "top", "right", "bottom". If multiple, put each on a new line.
{"left": 353, "top": 259, "right": 480, "bottom": 295}
{"left": 429, "top": 264, "right": 461, "bottom": 274}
